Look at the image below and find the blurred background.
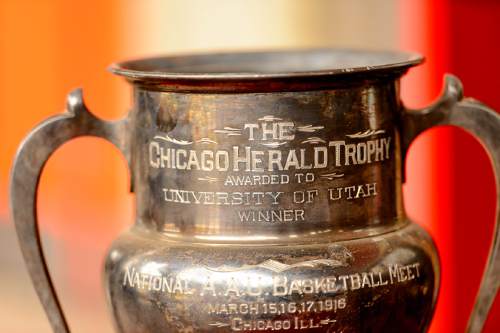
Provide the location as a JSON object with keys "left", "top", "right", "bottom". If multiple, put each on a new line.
{"left": 0, "top": 0, "right": 498, "bottom": 332}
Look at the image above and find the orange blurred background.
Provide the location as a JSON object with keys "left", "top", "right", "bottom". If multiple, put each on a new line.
{"left": 0, "top": 1, "right": 498, "bottom": 332}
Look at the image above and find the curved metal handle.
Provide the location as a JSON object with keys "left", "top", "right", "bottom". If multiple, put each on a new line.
{"left": 402, "top": 75, "right": 500, "bottom": 333}
{"left": 10, "top": 89, "right": 130, "bottom": 333}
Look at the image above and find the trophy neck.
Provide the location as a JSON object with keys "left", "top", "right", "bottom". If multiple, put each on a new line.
{"left": 131, "top": 80, "right": 406, "bottom": 243}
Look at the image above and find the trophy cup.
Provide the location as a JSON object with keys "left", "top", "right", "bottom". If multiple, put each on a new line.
{"left": 10, "top": 49, "right": 500, "bottom": 332}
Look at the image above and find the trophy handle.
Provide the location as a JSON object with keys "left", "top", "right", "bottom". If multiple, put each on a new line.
{"left": 402, "top": 75, "right": 500, "bottom": 332}
{"left": 10, "top": 89, "right": 130, "bottom": 333}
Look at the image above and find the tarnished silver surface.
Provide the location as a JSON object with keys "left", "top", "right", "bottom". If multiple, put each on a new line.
{"left": 9, "top": 49, "right": 500, "bottom": 332}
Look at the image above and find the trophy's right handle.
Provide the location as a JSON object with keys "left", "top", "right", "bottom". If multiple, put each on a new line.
{"left": 10, "top": 90, "right": 130, "bottom": 333}
{"left": 402, "top": 75, "right": 500, "bottom": 332}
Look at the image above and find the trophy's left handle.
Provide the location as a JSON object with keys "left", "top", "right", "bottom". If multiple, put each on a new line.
{"left": 10, "top": 89, "right": 130, "bottom": 333}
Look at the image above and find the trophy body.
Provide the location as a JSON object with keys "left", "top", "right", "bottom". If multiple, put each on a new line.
{"left": 105, "top": 82, "right": 438, "bottom": 332}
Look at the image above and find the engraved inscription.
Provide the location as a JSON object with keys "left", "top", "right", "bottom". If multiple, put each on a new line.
{"left": 148, "top": 115, "right": 393, "bottom": 224}
{"left": 122, "top": 261, "right": 423, "bottom": 331}
{"left": 149, "top": 137, "right": 391, "bottom": 171}
{"left": 226, "top": 316, "right": 338, "bottom": 331}
{"left": 122, "top": 262, "right": 421, "bottom": 297}
{"left": 207, "top": 298, "right": 346, "bottom": 316}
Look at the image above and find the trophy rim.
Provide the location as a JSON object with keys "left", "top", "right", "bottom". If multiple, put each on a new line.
{"left": 109, "top": 48, "right": 423, "bottom": 82}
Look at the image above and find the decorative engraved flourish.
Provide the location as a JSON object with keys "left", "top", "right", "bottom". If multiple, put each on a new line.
{"left": 206, "top": 258, "right": 344, "bottom": 273}
{"left": 346, "top": 129, "right": 386, "bottom": 138}
{"left": 302, "top": 137, "right": 326, "bottom": 144}
{"left": 196, "top": 137, "right": 217, "bottom": 144}
{"left": 155, "top": 134, "right": 193, "bottom": 146}
{"left": 198, "top": 176, "right": 219, "bottom": 183}
{"left": 320, "top": 172, "right": 345, "bottom": 180}
{"left": 296, "top": 125, "right": 324, "bottom": 133}
{"left": 209, "top": 322, "right": 231, "bottom": 328}
{"left": 154, "top": 134, "right": 218, "bottom": 145}
{"left": 260, "top": 142, "right": 287, "bottom": 148}
{"left": 320, "top": 318, "right": 337, "bottom": 325}
{"left": 154, "top": 134, "right": 193, "bottom": 145}
{"left": 214, "top": 126, "right": 242, "bottom": 136}
{"left": 258, "top": 115, "right": 283, "bottom": 122}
